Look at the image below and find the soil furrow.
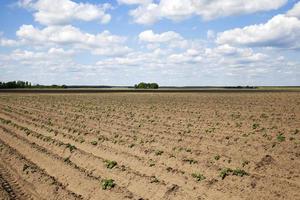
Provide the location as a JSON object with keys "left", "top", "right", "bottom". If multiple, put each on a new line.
{"left": 0, "top": 126, "right": 137, "bottom": 200}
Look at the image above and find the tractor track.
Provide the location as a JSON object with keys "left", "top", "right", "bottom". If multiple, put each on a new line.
{"left": 0, "top": 162, "right": 33, "bottom": 200}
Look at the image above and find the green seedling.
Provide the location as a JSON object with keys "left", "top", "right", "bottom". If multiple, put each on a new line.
{"left": 64, "top": 157, "right": 71, "bottom": 163}
{"left": 104, "top": 160, "right": 117, "bottom": 169}
{"left": 155, "top": 150, "right": 164, "bottom": 156}
{"left": 149, "top": 163, "right": 155, "bottom": 167}
{"left": 91, "top": 141, "right": 98, "bottom": 146}
{"left": 232, "top": 169, "right": 249, "bottom": 177}
{"left": 101, "top": 179, "right": 115, "bottom": 190}
{"left": 242, "top": 160, "right": 250, "bottom": 167}
{"left": 23, "top": 164, "right": 30, "bottom": 171}
{"left": 220, "top": 168, "right": 249, "bottom": 179}
{"left": 214, "top": 155, "right": 220, "bottom": 160}
{"left": 192, "top": 173, "right": 206, "bottom": 182}
{"left": 128, "top": 144, "right": 135, "bottom": 148}
{"left": 220, "top": 168, "right": 233, "bottom": 179}
{"left": 252, "top": 123, "right": 260, "bottom": 129}
{"left": 277, "top": 133, "right": 285, "bottom": 142}
{"left": 150, "top": 176, "right": 159, "bottom": 183}
{"left": 66, "top": 143, "right": 76, "bottom": 152}
{"left": 183, "top": 158, "right": 198, "bottom": 164}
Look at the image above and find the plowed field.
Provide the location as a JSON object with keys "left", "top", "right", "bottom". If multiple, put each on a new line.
{"left": 0, "top": 92, "right": 299, "bottom": 200}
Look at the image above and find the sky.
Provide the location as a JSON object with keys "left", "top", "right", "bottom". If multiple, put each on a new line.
{"left": 0, "top": 0, "right": 300, "bottom": 86}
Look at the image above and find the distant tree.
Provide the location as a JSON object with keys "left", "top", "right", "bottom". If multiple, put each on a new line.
{"left": 150, "top": 83, "right": 159, "bottom": 89}
{"left": 0, "top": 81, "right": 66, "bottom": 89}
{"left": 134, "top": 82, "right": 159, "bottom": 89}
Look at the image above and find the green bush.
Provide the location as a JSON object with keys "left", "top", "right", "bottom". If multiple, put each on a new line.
{"left": 134, "top": 82, "right": 159, "bottom": 89}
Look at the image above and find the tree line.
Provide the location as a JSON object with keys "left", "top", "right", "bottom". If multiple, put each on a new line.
{"left": 0, "top": 81, "right": 67, "bottom": 89}
{"left": 0, "top": 81, "right": 32, "bottom": 89}
{"left": 134, "top": 82, "right": 159, "bottom": 89}
{"left": 0, "top": 81, "right": 160, "bottom": 89}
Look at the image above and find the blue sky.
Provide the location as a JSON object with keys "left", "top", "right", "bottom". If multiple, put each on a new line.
{"left": 0, "top": 0, "right": 300, "bottom": 86}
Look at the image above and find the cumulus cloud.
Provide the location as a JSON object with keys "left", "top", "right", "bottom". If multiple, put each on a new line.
{"left": 117, "top": 0, "right": 152, "bottom": 5}
{"left": 0, "top": 48, "right": 75, "bottom": 73}
{"left": 126, "top": 0, "right": 287, "bottom": 24}
{"left": 18, "top": 0, "right": 35, "bottom": 8}
{"left": 97, "top": 40, "right": 268, "bottom": 68}
{"left": 0, "top": 47, "right": 93, "bottom": 84}
{"left": 15, "top": 25, "right": 131, "bottom": 56}
{"left": 139, "top": 30, "right": 183, "bottom": 43}
{"left": 2, "top": 0, "right": 299, "bottom": 85}
{"left": 195, "top": 0, "right": 287, "bottom": 20}
{"left": 138, "top": 30, "right": 190, "bottom": 49}
{"left": 1, "top": 35, "right": 299, "bottom": 85}
{"left": 0, "top": 38, "right": 20, "bottom": 47}
{"left": 19, "top": 0, "right": 111, "bottom": 25}
{"left": 9, "top": 48, "right": 74, "bottom": 62}
{"left": 287, "top": 2, "right": 300, "bottom": 19}
{"left": 207, "top": 30, "right": 215, "bottom": 40}
{"left": 130, "top": 3, "right": 160, "bottom": 24}
{"left": 16, "top": 25, "right": 124, "bottom": 45}
{"left": 90, "top": 41, "right": 300, "bottom": 86}
{"left": 216, "top": 14, "right": 300, "bottom": 49}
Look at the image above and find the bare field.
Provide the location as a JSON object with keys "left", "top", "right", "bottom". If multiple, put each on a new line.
{"left": 0, "top": 92, "right": 299, "bottom": 200}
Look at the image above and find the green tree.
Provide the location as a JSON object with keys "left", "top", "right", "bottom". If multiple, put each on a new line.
{"left": 134, "top": 82, "right": 159, "bottom": 89}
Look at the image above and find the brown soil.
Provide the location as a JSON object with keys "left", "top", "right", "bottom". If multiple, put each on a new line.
{"left": 0, "top": 92, "right": 299, "bottom": 199}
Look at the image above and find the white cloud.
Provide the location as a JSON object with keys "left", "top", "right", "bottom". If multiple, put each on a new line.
{"left": 167, "top": 51, "right": 202, "bottom": 64}
{"left": 127, "top": 0, "right": 287, "bottom": 24}
{"left": 139, "top": 30, "right": 183, "bottom": 43}
{"left": 118, "top": 0, "right": 152, "bottom": 5}
{"left": 138, "top": 30, "right": 190, "bottom": 49}
{"left": 16, "top": 25, "right": 125, "bottom": 45}
{"left": 1, "top": 36, "right": 299, "bottom": 85}
{"left": 19, "top": 0, "right": 111, "bottom": 25}
{"left": 47, "top": 47, "right": 74, "bottom": 56}
{"left": 91, "top": 43, "right": 298, "bottom": 86}
{"left": 130, "top": 3, "right": 160, "bottom": 24}
{"left": 287, "top": 2, "right": 300, "bottom": 19}
{"left": 0, "top": 48, "right": 94, "bottom": 84}
{"left": 92, "top": 46, "right": 132, "bottom": 57}
{"left": 215, "top": 44, "right": 242, "bottom": 56}
{"left": 97, "top": 39, "right": 269, "bottom": 69}
{"left": 2, "top": 0, "right": 299, "bottom": 85}
{"left": 194, "top": 0, "right": 287, "bottom": 20}
{"left": 18, "top": 0, "right": 35, "bottom": 8}
{"left": 0, "top": 38, "right": 20, "bottom": 47}
{"left": 216, "top": 14, "right": 300, "bottom": 49}
{"left": 207, "top": 30, "right": 215, "bottom": 40}
{"left": 0, "top": 48, "right": 75, "bottom": 70}
{"left": 216, "top": 2, "right": 300, "bottom": 49}
{"left": 10, "top": 48, "right": 73, "bottom": 61}
{"left": 138, "top": 31, "right": 270, "bottom": 67}
{"left": 15, "top": 25, "right": 131, "bottom": 56}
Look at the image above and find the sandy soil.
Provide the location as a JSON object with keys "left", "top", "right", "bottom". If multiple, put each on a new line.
{"left": 0, "top": 92, "right": 299, "bottom": 200}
